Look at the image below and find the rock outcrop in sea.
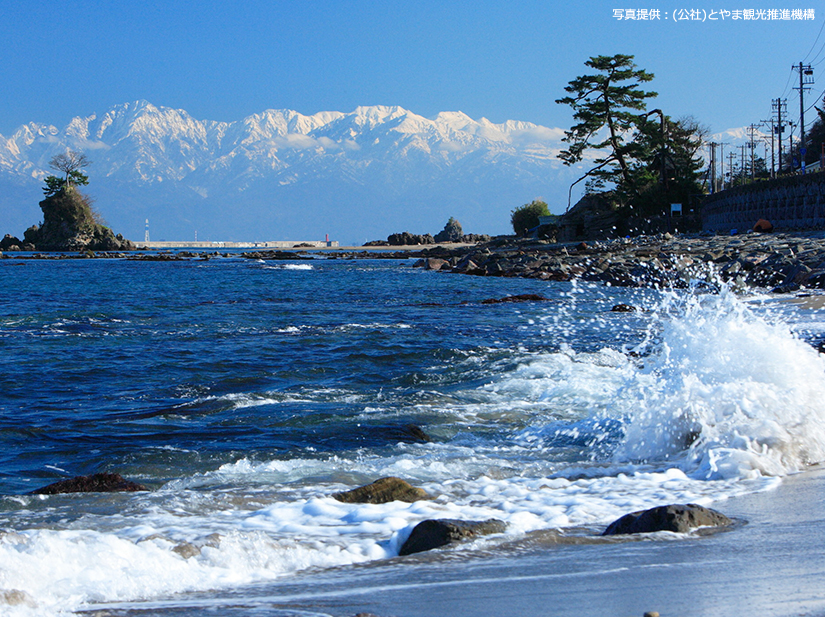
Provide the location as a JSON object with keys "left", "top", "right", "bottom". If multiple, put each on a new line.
{"left": 30, "top": 472, "right": 148, "bottom": 495}
{"left": 2, "top": 187, "right": 134, "bottom": 252}
{"left": 365, "top": 218, "right": 491, "bottom": 247}
{"left": 333, "top": 477, "right": 431, "bottom": 504}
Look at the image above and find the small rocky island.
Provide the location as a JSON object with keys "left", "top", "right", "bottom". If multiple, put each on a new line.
{"left": 1, "top": 150, "right": 134, "bottom": 252}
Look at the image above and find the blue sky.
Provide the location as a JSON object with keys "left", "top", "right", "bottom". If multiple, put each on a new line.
{"left": 1, "top": 0, "right": 824, "bottom": 137}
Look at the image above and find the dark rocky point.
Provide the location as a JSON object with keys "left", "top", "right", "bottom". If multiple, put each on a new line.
{"left": 602, "top": 503, "right": 733, "bottom": 535}
{"left": 30, "top": 472, "right": 148, "bottom": 495}
{"left": 399, "top": 518, "right": 507, "bottom": 555}
{"left": 333, "top": 477, "right": 431, "bottom": 504}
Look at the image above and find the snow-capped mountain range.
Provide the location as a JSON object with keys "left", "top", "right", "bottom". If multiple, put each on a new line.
{"left": 0, "top": 101, "right": 733, "bottom": 243}
{"left": 0, "top": 101, "right": 580, "bottom": 242}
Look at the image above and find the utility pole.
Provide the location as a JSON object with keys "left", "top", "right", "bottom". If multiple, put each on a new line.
{"left": 761, "top": 117, "right": 776, "bottom": 177}
{"left": 793, "top": 62, "right": 814, "bottom": 172}
{"left": 709, "top": 142, "right": 717, "bottom": 193}
{"left": 747, "top": 124, "right": 761, "bottom": 180}
{"left": 740, "top": 144, "right": 747, "bottom": 181}
{"left": 727, "top": 151, "right": 736, "bottom": 188}
{"left": 771, "top": 98, "right": 787, "bottom": 175}
{"left": 788, "top": 121, "right": 797, "bottom": 170}
{"left": 719, "top": 142, "right": 726, "bottom": 188}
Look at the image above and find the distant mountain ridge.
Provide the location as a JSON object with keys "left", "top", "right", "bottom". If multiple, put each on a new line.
{"left": 0, "top": 101, "right": 590, "bottom": 242}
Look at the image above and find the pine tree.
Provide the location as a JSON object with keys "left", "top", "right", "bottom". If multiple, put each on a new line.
{"left": 556, "top": 54, "right": 657, "bottom": 190}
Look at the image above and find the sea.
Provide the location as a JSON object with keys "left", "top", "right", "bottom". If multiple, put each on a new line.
{"left": 2, "top": 253, "right": 825, "bottom": 616}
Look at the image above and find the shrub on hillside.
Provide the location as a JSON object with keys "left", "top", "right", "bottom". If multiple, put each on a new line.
{"left": 511, "top": 200, "right": 550, "bottom": 236}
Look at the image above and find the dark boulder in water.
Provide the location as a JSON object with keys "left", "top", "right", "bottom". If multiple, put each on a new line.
{"left": 333, "top": 477, "right": 431, "bottom": 504}
{"left": 602, "top": 503, "right": 732, "bottom": 535}
{"left": 30, "top": 472, "right": 148, "bottom": 495}
{"left": 378, "top": 423, "right": 432, "bottom": 443}
{"left": 481, "top": 294, "right": 548, "bottom": 304}
{"left": 611, "top": 303, "right": 637, "bottom": 312}
{"left": 399, "top": 518, "right": 507, "bottom": 555}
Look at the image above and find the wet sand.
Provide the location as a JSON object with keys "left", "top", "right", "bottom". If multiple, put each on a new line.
{"left": 89, "top": 466, "right": 825, "bottom": 617}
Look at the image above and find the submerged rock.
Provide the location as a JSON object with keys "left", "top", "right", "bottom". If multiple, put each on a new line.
{"left": 399, "top": 518, "right": 507, "bottom": 555}
{"left": 30, "top": 472, "right": 148, "bottom": 495}
{"left": 0, "top": 589, "right": 36, "bottom": 608}
{"left": 376, "top": 423, "right": 432, "bottom": 443}
{"left": 172, "top": 541, "right": 201, "bottom": 559}
{"left": 481, "top": 293, "right": 548, "bottom": 304}
{"left": 333, "top": 477, "right": 431, "bottom": 504}
{"left": 602, "top": 504, "right": 732, "bottom": 535}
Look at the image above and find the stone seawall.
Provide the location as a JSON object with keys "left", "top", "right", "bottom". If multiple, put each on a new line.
{"left": 703, "top": 173, "right": 825, "bottom": 233}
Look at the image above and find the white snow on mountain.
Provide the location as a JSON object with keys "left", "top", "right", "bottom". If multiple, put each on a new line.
{"left": 0, "top": 101, "right": 582, "bottom": 242}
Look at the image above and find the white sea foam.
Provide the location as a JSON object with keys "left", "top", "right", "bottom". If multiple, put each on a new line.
{"left": 263, "top": 263, "right": 314, "bottom": 270}
{"left": 4, "top": 285, "right": 825, "bottom": 615}
{"left": 610, "top": 289, "right": 825, "bottom": 479}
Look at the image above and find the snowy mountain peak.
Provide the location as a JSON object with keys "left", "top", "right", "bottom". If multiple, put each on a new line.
{"left": 0, "top": 100, "right": 577, "bottom": 243}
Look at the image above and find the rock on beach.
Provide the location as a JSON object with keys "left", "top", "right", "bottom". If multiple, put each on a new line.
{"left": 602, "top": 503, "right": 733, "bottom": 535}
{"left": 399, "top": 518, "right": 507, "bottom": 556}
{"left": 408, "top": 231, "right": 825, "bottom": 294}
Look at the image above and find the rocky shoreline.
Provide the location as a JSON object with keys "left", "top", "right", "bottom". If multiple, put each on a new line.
{"left": 5, "top": 231, "right": 825, "bottom": 294}
{"left": 413, "top": 231, "right": 825, "bottom": 294}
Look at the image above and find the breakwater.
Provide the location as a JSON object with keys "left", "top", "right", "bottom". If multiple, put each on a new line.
{"left": 703, "top": 172, "right": 825, "bottom": 233}
{"left": 136, "top": 240, "right": 338, "bottom": 249}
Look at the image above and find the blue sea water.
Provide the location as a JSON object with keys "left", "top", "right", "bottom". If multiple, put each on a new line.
{"left": 2, "top": 254, "right": 825, "bottom": 615}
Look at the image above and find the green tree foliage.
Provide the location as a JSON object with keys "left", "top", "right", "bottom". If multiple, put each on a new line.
{"left": 557, "top": 54, "right": 706, "bottom": 218}
{"left": 42, "top": 150, "right": 90, "bottom": 196}
{"left": 802, "top": 102, "right": 825, "bottom": 168}
{"left": 511, "top": 200, "right": 549, "bottom": 236}
{"left": 622, "top": 115, "right": 708, "bottom": 216}
{"left": 556, "top": 54, "right": 656, "bottom": 189}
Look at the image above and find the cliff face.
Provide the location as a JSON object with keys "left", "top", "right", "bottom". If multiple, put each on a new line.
{"left": 25, "top": 188, "right": 135, "bottom": 251}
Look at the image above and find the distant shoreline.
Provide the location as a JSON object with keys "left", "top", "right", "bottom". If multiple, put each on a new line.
{"left": 136, "top": 240, "right": 340, "bottom": 249}
{"left": 134, "top": 241, "right": 481, "bottom": 251}
{"left": 7, "top": 232, "right": 825, "bottom": 298}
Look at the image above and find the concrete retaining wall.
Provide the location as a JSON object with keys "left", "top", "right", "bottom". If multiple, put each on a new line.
{"left": 702, "top": 173, "right": 825, "bottom": 232}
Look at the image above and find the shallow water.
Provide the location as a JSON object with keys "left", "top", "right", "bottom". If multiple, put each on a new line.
{"left": 2, "top": 255, "right": 825, "bottom": 616}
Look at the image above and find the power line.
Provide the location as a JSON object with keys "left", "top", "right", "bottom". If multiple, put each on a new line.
{"left": 779, "top": 67, "right": 796, "bottom": 99}
{"left": 803, "top": 18, "right": 825, "bottom": 62}
{"left": 803, "top": 86, "right": 825, "bottom": 115}
{"left": 811, "top": 41, "right": 825, "bottom": 67}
